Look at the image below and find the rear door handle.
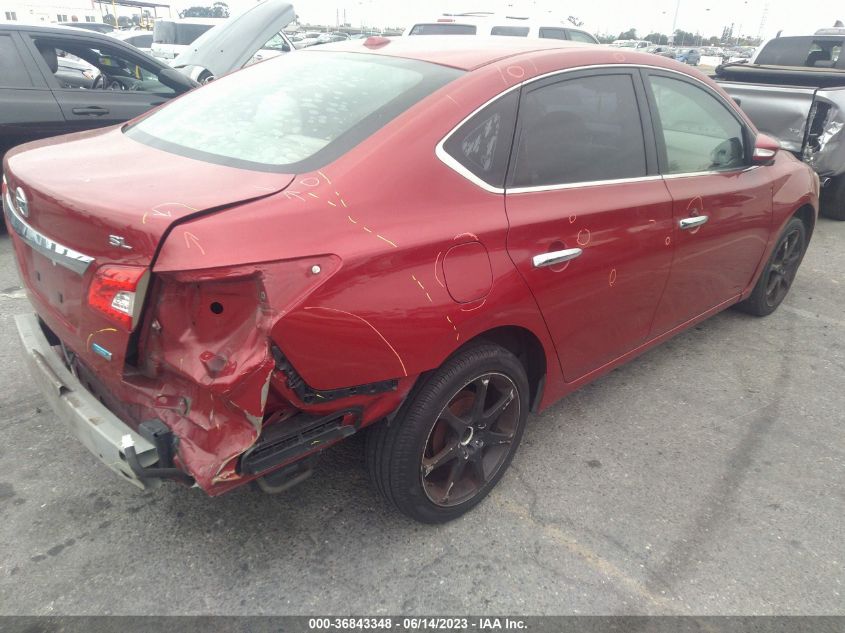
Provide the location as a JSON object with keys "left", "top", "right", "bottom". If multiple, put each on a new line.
{"left": 533, "top": 248, "right": 583, "bottom": 268}
{"left": 72, "top": 106, "right": 109, "bottom": 116}
{"left": 679, "top": 215, "right": 709, "bottom": 230}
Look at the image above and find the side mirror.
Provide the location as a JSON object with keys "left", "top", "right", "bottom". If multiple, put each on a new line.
{"left": 752, "top": 133, "right": 780, "bottom": 164}
{"left": 157, "top": 67, "right": 199, "bottom": 93}
{"left": 282, "top": 42, "right": 291, "bottom": 52}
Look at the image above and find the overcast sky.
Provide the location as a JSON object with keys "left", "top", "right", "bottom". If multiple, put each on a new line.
{"left": 214, "top": 0, "right": 841, "bottom": 38}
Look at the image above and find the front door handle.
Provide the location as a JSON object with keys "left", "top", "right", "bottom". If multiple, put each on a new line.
{"left": 679, "top": 215, "right": 709, "bottom": 230}
{"left": 72, "top": 106, "right": 109, "bottom": 116}
{"left": 533, "top": 248, "right": 583, "bottom": 268}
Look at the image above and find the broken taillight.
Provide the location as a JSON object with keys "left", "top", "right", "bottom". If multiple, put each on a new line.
{"left": 87, "top": 265, "right": 148, "bottom": 329}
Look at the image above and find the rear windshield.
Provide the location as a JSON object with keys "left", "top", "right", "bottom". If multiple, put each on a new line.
{"left": 755, "top": 36, "right": 844, "bottom": 68}
{"left": 126, "top": 52, "right": 462, "bottom": 172}
{"left": 153, "top": 21, "right": 215, "bottom": 45}
{"left": 409, "top": 23, "right": 477, "bottom": 35}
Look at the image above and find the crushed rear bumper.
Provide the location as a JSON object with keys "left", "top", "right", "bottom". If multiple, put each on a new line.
{"left": 15, "top": 313, "right": 160, "bottom": 489}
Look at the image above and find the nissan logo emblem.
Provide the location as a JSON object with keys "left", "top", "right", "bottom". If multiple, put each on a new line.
{"left": 14, "top": 187, "right": 28, "bottom": 218}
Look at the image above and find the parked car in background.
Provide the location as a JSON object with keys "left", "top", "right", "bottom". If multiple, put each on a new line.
{"left": 109, "top": 29, "right": 153, "bottom": 55}
{"left": 611, "top": 39, "right": 650, "bottom": 48}
{"left": 64, "top": 22, "right": 114, "bottom": 34}
{"left": 647, "top": 45, "right": 676, "bottom": 58}
{"left": 0, "top": 22, "right": 196, "bottom": 183}
{"left": 150, "top": 17, "right": 222, "bottom": 61}
{"left": 315, "top": 31, "right": 350, "bottom": 45}
{"left": 404, "top": 12, "right": 599, "bottom": 43}
{"left": 4, "top": 38, "right": 817, "bottom": 523}
{"left": 676, "top": 48, "right": 701, "bottom": 65}
{"left": 293, "top": 31, "right": 323, "bottom": 48}
{"left": 715, "top": 26, "right": 845, "bottom": 218}
{"left": 170, "top": 0, "right": 294, "bottom": 83}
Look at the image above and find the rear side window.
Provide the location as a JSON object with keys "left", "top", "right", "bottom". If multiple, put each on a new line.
{"left": 491, "top": 26, "right": 529, "bottom": 37}
{"left": 0, "top": 35, "right": 33, "bottom": 88}
{"left": 755, "top": 36, "right": 844, "bottom": 67}
{"left": 442, "top": 90, "right": 519, "bottom": 189}
{"left": 568, "top": 29, "right": 598, "bottom": 44}
{"left": 409, "top": 23, "right": 477, "bottom": 35}
{"left": 511, "top": 74, "right": 647, "bottom": 187}
{"left": 127, "top": 52, "right": 462, "bottom": 173}
{"left": 648, "top": 75, "right": 745, "bottom": 173}
{"left": 538, "top": 27, "right": 567, "bottom": 40}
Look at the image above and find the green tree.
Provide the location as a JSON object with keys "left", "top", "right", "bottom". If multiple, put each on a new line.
{"left": 645, "top": 32, "right": 669, "bottom": 44}
{"left": 617, "top": 28, "right": 637, "bottom": 40}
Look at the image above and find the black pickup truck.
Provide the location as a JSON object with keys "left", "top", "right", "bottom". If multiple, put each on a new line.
{"left": 715, "top": 27, "right": 845, "bottom": 219}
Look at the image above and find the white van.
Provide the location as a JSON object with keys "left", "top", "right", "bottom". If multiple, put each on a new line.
{"left": 151, "top": 17, "right": 224, "bottom": 61}
{"left": 403, "top": 13, "right": 599, "bottom": 44}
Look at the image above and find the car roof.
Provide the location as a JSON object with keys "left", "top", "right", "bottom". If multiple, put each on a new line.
{"left": 315, "top": 35, "right": 597, "bottom": 70}
{"left": 0, "top": 22, "right": 118, "bottom": 39}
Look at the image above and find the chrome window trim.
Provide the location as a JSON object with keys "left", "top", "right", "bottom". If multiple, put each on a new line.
{"left": 509, "top": 175, "right": 663, "bottom": 194}
{"left": 662, "top": 166, "right": 761, "bottom": 179}
{"left": 435, "top": 63, "right": 751, "bottom": 194}
{"left": 3, "top": 190, "right": 94, "bottom": 275}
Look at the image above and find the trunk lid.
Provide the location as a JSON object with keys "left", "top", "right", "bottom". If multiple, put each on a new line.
{"left": 4, "top": 124, "right": 293, "bottom": 365}
{"left": 171, "top": 0, "right": 295, "bottom": 81}
{"left": 6, "top": 125, "right": 293, "bottom": 266}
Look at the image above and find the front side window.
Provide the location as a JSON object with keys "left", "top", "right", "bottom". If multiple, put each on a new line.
{"left": 33, "top": 37, "right": 174, "bottom": 94}
{"left": 491, "top": 26, "right": 529, "bottom": 37}
{"left": 511, "top": 74, "right": 647, "bottom": 187}
{"left": 409, "top": 23, "right": 477, "bottom": 35}
{"left": 442, "top": 90, "right": 519, "bottom": 189}
{"left": 648, "top": 75, "right": 745, "bottom": 174}
{"left": 127, "top": 52, "right": 462, "bottom": 172}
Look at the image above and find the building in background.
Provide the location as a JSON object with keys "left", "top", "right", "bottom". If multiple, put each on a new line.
{"left": 1, "top": 0, "right": 171, "bottom": 26}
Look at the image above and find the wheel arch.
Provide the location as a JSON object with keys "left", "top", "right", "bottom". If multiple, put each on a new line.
{"left": 457, "top": 325, "right": 548, "bottom": 413}
{"left": 793, "top": 203, "right": 816, "bottom": 240}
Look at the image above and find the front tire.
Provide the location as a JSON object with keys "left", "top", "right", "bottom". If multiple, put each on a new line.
{"left": 736, "top": 216, "right": 807, "bottom": 316}
{"left": 366, "top": 342, "right": 529, "bottom": 523}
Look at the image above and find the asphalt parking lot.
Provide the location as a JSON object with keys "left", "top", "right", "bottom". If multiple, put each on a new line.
{"left": 0, "top": 217, "right": 843, "bottom": 616}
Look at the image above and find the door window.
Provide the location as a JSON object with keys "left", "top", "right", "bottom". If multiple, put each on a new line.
{"left": 31, "top": 37, "right": 174, "bottom": 95}
{"left": 567, "top": 29, "right": 598, "bottom": 44}
{"left": 538, "top": 27, "right": 567, "bottom": 40}
{"left": 648, "top": 75, "right": 745, "bottom": 174}
{"left": 491, "top": 26, "right": 529, "bottom": 37}
{"left": 511, "top": 74, "right": 648, "bottom": 187}
{"left": 0, "top": 35, "right": 33, "bottom": 88}
{"left": 442, "top": 90, "right": 519, "bottom": 189}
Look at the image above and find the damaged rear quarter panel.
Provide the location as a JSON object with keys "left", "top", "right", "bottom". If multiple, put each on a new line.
{"left": 145, "top": 60, "right": 569, "bottom": 492}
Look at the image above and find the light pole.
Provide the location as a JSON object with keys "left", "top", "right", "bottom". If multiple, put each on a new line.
{"left": 670, "top": 0, "right": 681, "bottom": 44}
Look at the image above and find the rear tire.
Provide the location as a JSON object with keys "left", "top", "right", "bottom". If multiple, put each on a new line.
{"left": 736, "top": 217, "right": 807, "bottom": 316}
{"left": 820, "top": 174, "right": 845, "bottom": 221}
{"left": 366, "top": 342, "right": 529, "bottom": 523}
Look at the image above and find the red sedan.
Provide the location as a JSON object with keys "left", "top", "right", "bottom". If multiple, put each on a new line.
{"left": 3, "top": 37, "right": 818, "bottom": 523}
